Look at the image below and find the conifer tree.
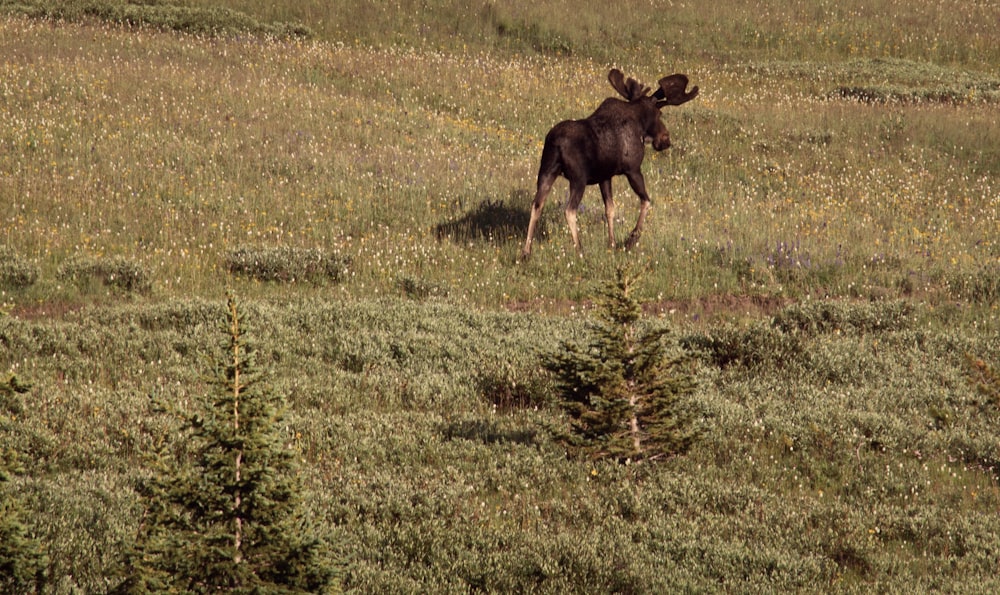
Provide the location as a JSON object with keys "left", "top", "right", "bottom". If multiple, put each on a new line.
{"left": 544, "top": 265, "right": 701, "bottom": 462}
{"left": 117, "top": 296, "right": 337, "bottom": 593}
{"left": 0, "top": 375, "right": 47, "bottom": 594}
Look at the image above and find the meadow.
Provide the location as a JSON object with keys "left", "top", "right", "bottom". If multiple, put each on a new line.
{"left": 1, "top": 0, "right": 999, "bottom": 591}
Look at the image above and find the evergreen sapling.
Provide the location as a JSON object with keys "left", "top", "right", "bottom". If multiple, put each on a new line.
{"left": 1, "top": 375, "right": 48, "bottom": 593}
{"left": 544, "top": 266, "right": 701, "bottom": 462}
{"left": 116, "top": 296, "right": 337, "bottom": 593}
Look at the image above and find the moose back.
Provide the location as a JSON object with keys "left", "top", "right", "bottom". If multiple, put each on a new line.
{"left": 521, "top": 69, "right": 698, "bottom": 259}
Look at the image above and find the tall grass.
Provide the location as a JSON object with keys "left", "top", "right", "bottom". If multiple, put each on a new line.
{"left": 178, "top": 0, "right": 1000, "bottom": 68}
{"left": 0, "top": 14, "right": 997, "bottom": 312}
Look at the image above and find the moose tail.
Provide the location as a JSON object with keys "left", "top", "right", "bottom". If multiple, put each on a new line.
{"left": 536, "top": 133, "right": 564, "bottom": 184}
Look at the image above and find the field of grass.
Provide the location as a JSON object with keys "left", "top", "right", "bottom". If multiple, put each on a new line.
{"left": 1, "top": 0, "right": 999, "bottom": 591}
{"left": 2, "top": 1, "right": 998, "bottom": 309}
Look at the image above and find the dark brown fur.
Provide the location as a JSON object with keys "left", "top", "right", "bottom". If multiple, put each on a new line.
{"left": 521, "top": 69, "right": 698, "bottom": 259}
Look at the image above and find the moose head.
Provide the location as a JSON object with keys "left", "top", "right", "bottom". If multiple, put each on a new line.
{"left": 521, "top": 69, "right": 699, "bottom": 259}
{"left": 608, "top": 69, "right": 700, "bottom": 151}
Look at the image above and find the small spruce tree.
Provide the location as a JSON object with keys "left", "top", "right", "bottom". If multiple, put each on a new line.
{"left": 968, "top": 354, "right": 1000, "bottom": 409}
{"left": 544, "top": 265, "right": 701, "bottom": 462}
{"left": 1, "top": 375, "right": 47, "bottom": 594}
{"left": 117, "top": 296, "right": 337, "bottom": 593}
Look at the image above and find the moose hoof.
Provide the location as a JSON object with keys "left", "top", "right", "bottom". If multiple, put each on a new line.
{"left": 624, "top": 234, "right": 641, "bottom": 251}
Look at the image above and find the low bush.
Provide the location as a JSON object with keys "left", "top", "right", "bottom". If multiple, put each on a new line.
{"left": 0, "top": 249, "right": 38, "bottom": 289}
{"left": 2, "top": 296, "right": 1000, "bottom": 591}
{"left": 0, "top": 0, "right": 312, "bottom": 38}
{"left": 967, "top": 355, "right": 1000, "bottom": 410}
{"left": 772, "top": 300, "right": 915, "bottom": 336}
{"left": 396, "top": 275, "right": 448, "bottom": 300}
{"left": 56, "top": 255, "right": 151, "bottom": 293}
{"left": 684, "top": 320, "right": 804, "bottom": 371}
{"left": 225, "top": 246, "right": 349, "bottom": 283}
{"left": 474, "top": 358, "right": 552, "bottom": 413}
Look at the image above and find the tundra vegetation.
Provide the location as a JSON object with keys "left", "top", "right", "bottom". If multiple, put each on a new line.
{"left": 0, "top": 0, "right": 999, "bottom": 592}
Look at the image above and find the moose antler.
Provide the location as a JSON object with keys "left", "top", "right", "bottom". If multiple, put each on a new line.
{"left": 608, "top": 69, "right": 652, "bottom": 101}
{"left": 653, "top": 74, "right": 699, "bottom": 106}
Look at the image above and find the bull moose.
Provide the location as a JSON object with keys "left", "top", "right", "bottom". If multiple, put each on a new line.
{"left": 520, "top": 69, "right": 698, "bottom": 259}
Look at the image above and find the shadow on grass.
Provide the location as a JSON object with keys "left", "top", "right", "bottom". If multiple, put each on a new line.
{"left": 441, "top": 419, "right": 538, "bottom": 446}
{"left": 435, "top": 190, "right": 547, "bottom": 245}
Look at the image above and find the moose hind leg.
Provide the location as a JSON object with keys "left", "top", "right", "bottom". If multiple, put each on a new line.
{"left": 521, "top": 174, "right": 556, "bottom": 259}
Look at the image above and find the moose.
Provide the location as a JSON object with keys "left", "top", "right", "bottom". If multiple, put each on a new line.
{"left": 520, "top": 69, "right": 698, "bottom": 259}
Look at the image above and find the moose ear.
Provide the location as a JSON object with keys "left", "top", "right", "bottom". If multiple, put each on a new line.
{"left": 608, "top": 69, "right": 630, "bottom": 98}
{"left": 654, "top": 74, "right": 699, "bottom": 107}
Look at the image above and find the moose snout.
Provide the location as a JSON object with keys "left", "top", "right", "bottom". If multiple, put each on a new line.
{"left": 652, "top": 132, "right": 671, "bottom": 151}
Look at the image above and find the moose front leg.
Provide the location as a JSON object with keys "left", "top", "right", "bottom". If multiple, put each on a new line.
{"left": 624, "top": 171, "right": 651, "bottom": 250}
{"left": 625, "top": 199, "right": 651, "bottom": 249}
{"left": 599, "top": 179, "right": 615, "bottom": 249}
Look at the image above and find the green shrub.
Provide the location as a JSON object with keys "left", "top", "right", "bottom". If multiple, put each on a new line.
{"left": 772, "top": 300, "right": 915, "bottom": 336}
{"left": 0, "top": 0, "right": 313, "bottom": 38}
{"left": 474, "top": 358, "right": 552, "bottom": 412}
{"left": 685, "top": 320, "right": 804, "bottom": 371}
{"left": 967, "top": 355, "right": 1000, "bottom": 410}
{"left": 0, "top": 249, "right": 38, "bottom": 289}
{"left": 688, "top": 300, "right": 916, "bottom": 374}
{"left": 396, "top": 274, "right": 448, "bottom": 300}
{"left": 56, "top": 255, "right": 151, "bottom": 292}
{"left": 0, "top": 374, "right": 30, "bottom": 418}
{"left": 830, "top": 84, "right": 1000, "bottom": 105}
{"left": 225, "top": 246, "right": 349, "bottom": 283}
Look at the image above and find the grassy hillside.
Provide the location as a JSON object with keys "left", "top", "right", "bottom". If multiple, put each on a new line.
{"left": 25, "top": 0, "right": 997, "bottom": 68}
{"left": 1, "top": 1, "right": 999, "bottom": 592}
{"left": 0, "top": 4, "right": 997, "bottom": 310}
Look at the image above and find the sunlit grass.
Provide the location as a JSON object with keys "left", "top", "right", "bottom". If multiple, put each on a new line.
{"left": 0, "top": 14, "right": 997, "bottom": 315}
{"left": 180, "top": 0, "right": 1000, "bottom": 68}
